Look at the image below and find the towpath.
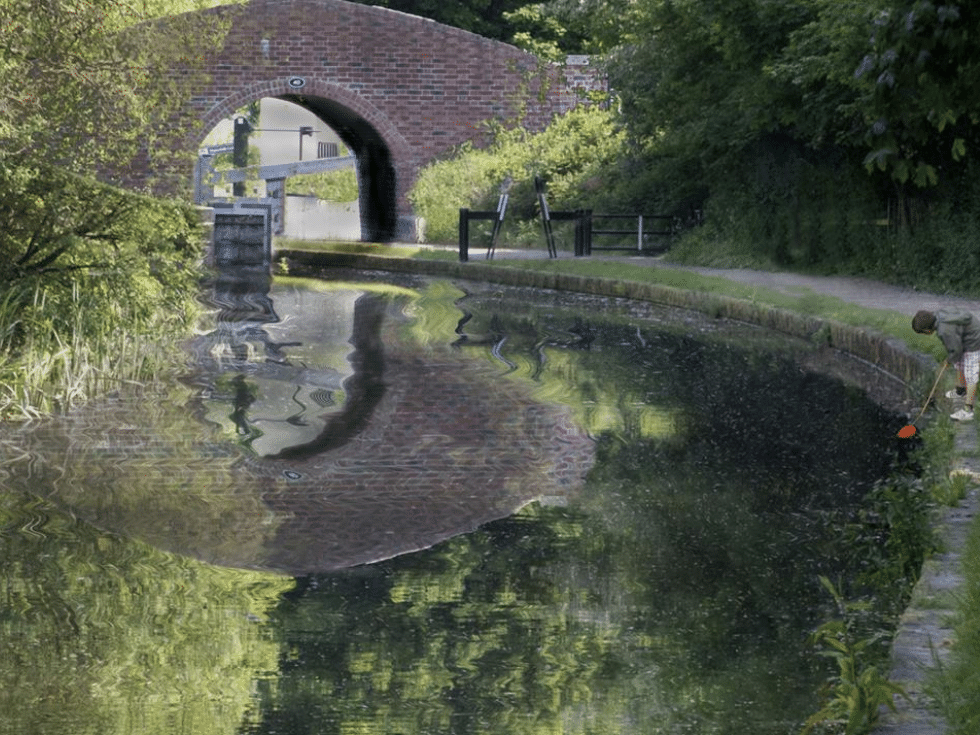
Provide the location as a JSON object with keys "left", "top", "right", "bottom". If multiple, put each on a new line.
{"left": 648, "top": 259, "right": 980, "bottom": 316}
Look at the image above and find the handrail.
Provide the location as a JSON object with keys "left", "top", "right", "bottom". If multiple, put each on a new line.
{"left": 590, "top": 213, "right": 678, "bottom": 252}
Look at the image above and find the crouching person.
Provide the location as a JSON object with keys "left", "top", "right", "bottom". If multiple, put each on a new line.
{"left": 913, "top": 308, "right": 980, "bottom": 421}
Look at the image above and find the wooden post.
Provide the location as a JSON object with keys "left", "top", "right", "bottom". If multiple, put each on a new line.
{"left": 584, "top": 209, "right": 592, "bottom": 255}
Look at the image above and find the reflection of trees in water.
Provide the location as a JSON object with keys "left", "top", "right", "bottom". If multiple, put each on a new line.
{"left": 0, "top": 279, "right": 915, "bottom": 735}
{"left": 0, "top": 489, "right": 292, "bottom": 735}
{"left": 252, "top": 307, "right": 910, "bottom": 735}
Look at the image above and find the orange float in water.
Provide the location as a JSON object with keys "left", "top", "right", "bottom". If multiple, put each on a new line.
{"left": 897, "top": 425, "right": 917, "bottom": 439}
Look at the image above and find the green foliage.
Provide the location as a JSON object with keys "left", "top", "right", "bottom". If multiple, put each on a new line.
{"left": 0, "top": 0, "right": 227, "bottom": 420}
{"left": 503, "top": 4, "right": 569, "bottom": 61}
{"left": 285, "top": 168, "right": 359, "bottom": 202}
{"left": 854, "top": 0, "right": 980, "bottom": 188}
{"left": 344, "top": 0, "right": 529, "bottom": 43}
{"left": 802, "top": 577, "right": 910, "bottom": 735}
{"left": 592, "top": 0, "right": 980, "bottom": 283}
{"left": 0, "top": 159, "right": 204, "bottom": 419}
{"left": 847, "top": 476, "right": 938, "bottom": 602}
{"left": 0, "top": 0, "right": 228, "bottom": 173}
{"left": 611, "top": 0, "right": 814, "bottom": 179}
{"left": 766, "top": 0, "right": 884, "bottom": 148}
{"left": 942, "top": 508, "right": 980, "bottom": 732}
{"left": 410, "top": 105, "right": 627, "bottom": 244}
{"left": 665, "top": 136, "right": 880, "bottom": 270}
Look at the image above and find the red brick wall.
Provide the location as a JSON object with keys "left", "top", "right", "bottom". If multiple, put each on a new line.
{"left": 143, "top": 0, "right": 603, "bottom": 239}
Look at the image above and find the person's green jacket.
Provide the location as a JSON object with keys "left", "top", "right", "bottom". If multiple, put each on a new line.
{"left": 936, "top": 308, "right": 980, "bottom": 364}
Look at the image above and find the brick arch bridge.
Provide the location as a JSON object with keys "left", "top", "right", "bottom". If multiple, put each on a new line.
{"left": 151, "top": 0, "right": 600, "bottom": 241}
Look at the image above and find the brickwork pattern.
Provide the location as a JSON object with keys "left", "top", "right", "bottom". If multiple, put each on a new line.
{"left": 143, "top": 0, "right": 602, "bottom": 223}
{"left": 3, "top": 324, "right": 594, "bottom": 574}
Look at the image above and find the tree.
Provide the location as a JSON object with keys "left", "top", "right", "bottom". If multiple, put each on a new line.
{"left": 613, "top": 0, "right": 822, "bottom": 163}
{"left": 0, "top": 0, "right": 221, "bottom": 416}
{"left": 343, "top": 0, "right": 613, "bottom": 57}
{"left": 504, "top": 0, "right": 636, "bottom": 59}
{"left": 766, "top": 0, "right": 888, "bottom": 151}
{"left": 345, "top": 0, "right": 528, "bottom": 43}
{"left": 0, "top": 0, "right": 226, "bottom": 174}
{"left": 0, "top": 0, "right": 224, "bottom": 283}
{"left": 855, "top": 0, "right": 980, "bottom": 188}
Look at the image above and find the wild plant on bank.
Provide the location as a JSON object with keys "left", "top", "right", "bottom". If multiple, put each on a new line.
{"left": 0, "top": 279, "right": 192, "bottom": 420}
{"left": 802, "top": 576, "right": 910, "bottom": 735}
{"left": 0, "top": 161, "right": 204, "bottom": 421}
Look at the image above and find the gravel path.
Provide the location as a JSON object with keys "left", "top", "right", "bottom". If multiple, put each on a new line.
{"left": 629, "top": 258, "right": 980, "bottom": 316}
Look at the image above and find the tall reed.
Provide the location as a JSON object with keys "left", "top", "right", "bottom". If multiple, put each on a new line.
{"left": 0, "top": 280, "right": 193, "bottom": 421}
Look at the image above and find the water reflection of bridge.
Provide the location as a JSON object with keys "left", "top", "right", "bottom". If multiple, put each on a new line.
{"left": 6, "top": 269, "right": 594, "bottom": 573}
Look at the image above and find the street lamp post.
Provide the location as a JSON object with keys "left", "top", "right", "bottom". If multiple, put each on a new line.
{"left": 232, "top": 116, "right": 253, "bottom": 197}
{"left": 298, "top": 126, "right": 314, "bottom": 161}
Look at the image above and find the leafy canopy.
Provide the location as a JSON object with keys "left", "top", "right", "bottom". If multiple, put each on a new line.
{"left": 0, "top": 0, "right": 230, "bottom": 173}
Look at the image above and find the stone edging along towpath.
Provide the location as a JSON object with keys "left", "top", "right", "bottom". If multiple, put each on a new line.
{"left": 278, "top": 248, "right": 976, "bottom": 733}
{"left": 279, "top": 249, "right": 935, "bottom": 384}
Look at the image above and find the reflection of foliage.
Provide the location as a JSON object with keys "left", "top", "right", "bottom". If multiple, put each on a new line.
{"left": 259, "top": 491, "right": 836, "bottom": 733}
{"left": 261, "top": 506, "right": 642, "bottom": 734}
{"left": 0, "top": 278, "right": 930, "bottom": 734}
{"left": 400, "top": 280, "right": 469, "bottom": 349}
{"left": 0, "top": 490, "right": 292, "bottom": 735}
{"left": 247, "top": 283, "right": 917, "bottom": 734}
{"left": 256, "top": 337, "right": 915, "bottom": 733}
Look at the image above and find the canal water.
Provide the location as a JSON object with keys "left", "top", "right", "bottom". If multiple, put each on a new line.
{"left": 0, "top": 271, "right": 912, "bottom": 734}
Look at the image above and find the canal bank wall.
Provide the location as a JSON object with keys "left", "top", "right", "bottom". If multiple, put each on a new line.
{"left": 278, "top": 250, "right": 935, "bottom": 388}
{"left": 278, "top": 248, "right": 978, "bottom": 733}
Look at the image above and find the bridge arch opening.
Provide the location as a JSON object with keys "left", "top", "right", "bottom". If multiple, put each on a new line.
{"left": 279, "top": 93, "right": 397, "bottom": 242}
{"left": 199, "top": 88, "right": 405, "bottom": 243}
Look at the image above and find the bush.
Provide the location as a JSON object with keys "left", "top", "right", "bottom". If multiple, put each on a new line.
{"left": 0, "top": 158, "right": 205, "bottom": 418}
{"left": 664, "top": 137, "right": 980, "bottom": 295}
{"left": 409, "top": 105, "right": 628, "bottom": 244}
{"left": 285, "top": 168, "right": 358, "bottom": 202}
